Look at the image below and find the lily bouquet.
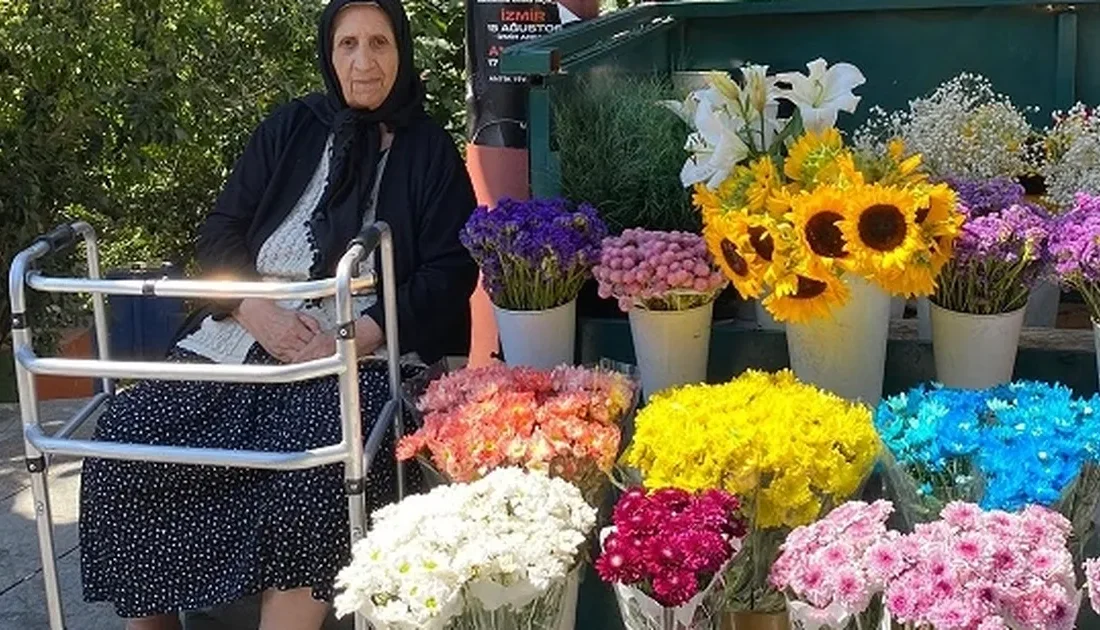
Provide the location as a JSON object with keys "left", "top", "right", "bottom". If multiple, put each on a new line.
{"left": 622, "top": 369, "right": 880, "bottom": 613}
{"left": 594, "top": 229, "right": 727, "bottom": 312}
{"left": 670, "top": 59, "right": 963, "bottom": 322}
{"left": 875, "top": 380, "right": 1100, "bottom": 563}
{"left": 396, "top": 363, "right": 637, "bottom": 505}
{"left": 597, "top": 487, "right": 747, "bottom": 630}
{"left": 334, "top": 467, "right": 596, "bottom": 630}
{"left": 1049, "top": 193, "right": 1100, "bottom": 319}
{"left": 460, "top": 197, "right": 607, "bottom": 311}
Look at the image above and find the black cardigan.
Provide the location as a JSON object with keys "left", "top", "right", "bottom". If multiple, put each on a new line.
{"left": 189, "top": 99, "right": 478, "bottom": 364}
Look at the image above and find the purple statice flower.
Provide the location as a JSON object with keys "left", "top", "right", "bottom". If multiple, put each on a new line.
{"left": 1048, "top": 193, "right": 1100, "bottom": 319}
{"left": 935, "top": 203, "right": 1053, "bottom": 314}
{"left": 943, "top": 177, "right": 1027, "bottom": 217}
{"left": 460, "top": 197, "right": 608, "bottom": 310}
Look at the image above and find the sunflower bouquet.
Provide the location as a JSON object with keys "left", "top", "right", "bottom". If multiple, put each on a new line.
{"left": 672, "top": 63, "right": 964, "bottom": 322}
{"left": 622, "top": 369, "right": 880, "bottom": 614}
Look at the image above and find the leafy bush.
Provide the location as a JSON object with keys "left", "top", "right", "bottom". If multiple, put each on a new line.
{"left": 0, "top": 0, "right": 466, "bottom": 349}
{"left": 555, "top": 73, "right": 697, "bottom": 235}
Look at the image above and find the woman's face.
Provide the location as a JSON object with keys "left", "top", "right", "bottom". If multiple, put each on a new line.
{"left": 331, "top": 3, "right": 399, "bottom": 110}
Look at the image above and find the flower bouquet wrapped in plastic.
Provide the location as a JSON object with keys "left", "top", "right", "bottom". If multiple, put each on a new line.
{"left": 334, "top": 468, "right": 595, "bottom": 630}
{"left": 875, "top": 380, "right": 1100, "bottom": 562}
{"left": 774, "top": 500, "right": 1081, "bottom": 630}
{"left": 622, "top": 369, "right": 880, "bottom": 617}
{"left": 596, "top": 487, "right": 747, "bottom": 630}
{"left": 882, "top": 502, "right": 1080, "bottom": 630}
{"left": 396, "top": 363, "right": 638, "bottom": 506}
{"left": 770, "top": 501, "right": 896, "bottom": 630}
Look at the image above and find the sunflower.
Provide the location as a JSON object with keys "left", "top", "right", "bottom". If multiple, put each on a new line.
{"left": 886, "top": 138, "right": 926, "bottom": 186}
{"left": 912, "top": 183, "right": 958, "bottom": 226}
{"left": 840, "top": 184, "right": 922, "bottom": 276}
{"left": 745, "top": 156, "right": 781, "bottom": 212}
{"left": 763, "top": 269, "right": 850, "bottom": 323}
{"left": 704, "top": 214, "right": 764, "bottom": 299}
{"left": 784, "top": 128, "right": 850, "bottom": 188}
{"left": 789, "top": 185, "right": 851, "bottom": 263}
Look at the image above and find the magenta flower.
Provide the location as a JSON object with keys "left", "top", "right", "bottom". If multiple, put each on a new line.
{"left": 596, "top": 487, "right": 746, "bottom": 607}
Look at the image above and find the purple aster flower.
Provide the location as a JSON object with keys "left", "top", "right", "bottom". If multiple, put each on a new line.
{"left": 943, "top": 177, "right": 1027, "bottom": 217}
{"left": 460, "top": 197, "right": 608, "bottom": 310}
{"left": 1048, "top": 193, "right": 1100, "bottom": 319}
{"left": 934, "top": 203, "right": 1053, "bottom": 314}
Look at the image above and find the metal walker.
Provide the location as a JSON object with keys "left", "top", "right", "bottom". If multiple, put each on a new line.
{"left": 10, "top": 220, "right": 406, "bottom": 630}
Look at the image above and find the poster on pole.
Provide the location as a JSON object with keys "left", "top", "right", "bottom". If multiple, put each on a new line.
{"left": 466, "top": 0, "right": 580, "bottom": 149}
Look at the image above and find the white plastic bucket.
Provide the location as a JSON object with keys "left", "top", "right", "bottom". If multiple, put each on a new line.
{"left": 786, "top": 275, "right": 891, "bottom": 407}
{"left": 1093, "top": 321, "right": 1100, "bottom": 394}
{"left": 930, "top": 302, "right": 1026, "bottom": 389}
{"left": 628, "top": 302, "right": 713, "bottom": 401}
{"left": 493, "top": 299, "right": 576, "bottom": 370}
{"left": 1024, "top": 279, "right": 1061, "bottom": 328}
{"left": 890, "top": 296, "right": 906, "bottom": 320}
{"left": 754, "top": 300, "right": 784, "bottom": 331}
{"left": 916, "top": 297, "right": 932, "bottom": 341}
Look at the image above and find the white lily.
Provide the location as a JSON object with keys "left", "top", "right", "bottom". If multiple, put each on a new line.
{"left": 777, "top": 58, "right": 866, "bottom": 133}
{"left": 737, "top": 64, "right": 783, "bottom": 150}
{"left": 679, "top": 96, "right": 750, "bottom": 189}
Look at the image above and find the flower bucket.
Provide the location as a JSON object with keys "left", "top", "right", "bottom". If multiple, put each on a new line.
{"left": 1095, "top": 321, "right": 1100, "bottom": 392}
{"left": 1024, "top": 279, "right": 1061, "bottom": 327}
{"left": 628, "top": 302, "right": 713, "bottom": 402}
{"left": 785, "top": 275, "right": 891, "bottom": 407}
{"left": 720, "top": 610, "right": 790, "bottom": 630}
{"left": 754, "top": 300, "right": 784, "bottom": 331}
{"left": 494, "top": 299, "right": 576, "bottom": 369}
{"left": 447, "top": 567, "right": 581, "bottom": 630}
{"left": 930, "top": 302, "right": 1025, "bottom": 389}
{"left": 916, "top": 297, "right": 932, "bottom": 341}
{"left": 890, "top": 296, "right": 906, "bottom": 320}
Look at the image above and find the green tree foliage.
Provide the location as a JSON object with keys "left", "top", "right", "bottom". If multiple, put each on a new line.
{"left": 0, "top": 0, "right": 466, "bottom": 348}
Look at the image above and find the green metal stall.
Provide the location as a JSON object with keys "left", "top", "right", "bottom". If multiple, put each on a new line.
{"left": 499, "top": 2, "right": 1100, "bottom": 626}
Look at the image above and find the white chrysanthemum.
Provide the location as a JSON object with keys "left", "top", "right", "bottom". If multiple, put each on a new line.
{"left": 333, "top": 467, "right": 595, "bottom": 628}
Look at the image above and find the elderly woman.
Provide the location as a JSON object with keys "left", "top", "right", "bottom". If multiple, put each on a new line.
{"left": 77, "top": 0, "right": 477, "bottom": 628}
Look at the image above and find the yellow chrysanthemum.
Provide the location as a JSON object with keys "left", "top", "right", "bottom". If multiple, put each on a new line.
{"left": 763, "top": 270, "right": 850, "bottom": 324}
{"left": 839, "top": 184, "right": 922, "bottom": 275}
{"left": 703, "top": 214, "right": 763, "bottom": 299}
{"left": 623, "top": 369, "right": 880, "bottom": 530}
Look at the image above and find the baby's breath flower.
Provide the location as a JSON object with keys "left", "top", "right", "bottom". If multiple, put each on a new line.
{"left": 1040, "top": 102, "right": 1100, "bottom": 209}
{"left": 854, "top": 73, "right": 1035, "bottom": 181}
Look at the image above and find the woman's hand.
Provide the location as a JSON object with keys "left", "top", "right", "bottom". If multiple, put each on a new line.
{"left": 235, "top": 298, "right": 322, "bottom": 363}
{"left": 286, "top": 315, "right": 385, "bottom": 363}
{"left": 291, "top": 332, "right": 337, "bottom": 363}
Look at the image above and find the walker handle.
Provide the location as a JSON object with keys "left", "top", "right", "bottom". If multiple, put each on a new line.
{"left": 34, "top": 224, "right": 79, "bottom": 256}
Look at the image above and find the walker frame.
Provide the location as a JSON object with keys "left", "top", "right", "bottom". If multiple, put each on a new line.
{"left": 10, "top": 220, "right": 405, "bottom": 630}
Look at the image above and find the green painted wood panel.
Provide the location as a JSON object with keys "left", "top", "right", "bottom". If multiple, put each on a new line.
{"left": 502, "top": 0, "right": 1100, "bottom": 197}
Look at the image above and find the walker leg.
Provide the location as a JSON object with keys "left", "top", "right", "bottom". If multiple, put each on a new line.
{"left": 28, "top": 463, "right": 66, "bottom": 630}
{"left": 12, "top": 300, "right": 66, "bottom": 629}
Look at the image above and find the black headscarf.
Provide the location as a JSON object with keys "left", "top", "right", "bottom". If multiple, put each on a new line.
{"left": 308, "top": 0, "right": 427, "bottom": 278}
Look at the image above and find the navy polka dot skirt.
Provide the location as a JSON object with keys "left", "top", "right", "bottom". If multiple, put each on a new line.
{"left": 78, "top": 345, "right": 424, "bottom": 618}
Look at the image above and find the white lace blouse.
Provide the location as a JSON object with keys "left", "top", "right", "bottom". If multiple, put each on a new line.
{"left": 178, "top": 136, "right": 407, "bottom": 365}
